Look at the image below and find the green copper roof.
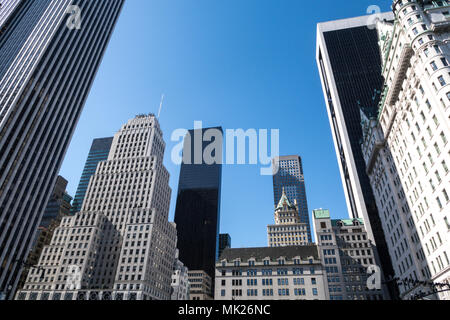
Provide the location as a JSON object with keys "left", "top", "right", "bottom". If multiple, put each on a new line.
{"left": 313, "top": 209, "right": 330, "bottom": 219}
{"left": 331, "top": 218, "right": 364, "bottom": 227}
{"left": 276, "top": 189, "right": 295, "bottom": 210}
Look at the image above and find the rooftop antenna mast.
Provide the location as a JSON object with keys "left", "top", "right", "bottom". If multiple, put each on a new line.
{"left": 157, "top": 94, "right": 165, "bottom": 119}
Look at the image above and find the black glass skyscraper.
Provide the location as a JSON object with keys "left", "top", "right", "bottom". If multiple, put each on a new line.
{"left": 0, "top": 0, "right": 124, "bottom": 299}
{"left": 71, "top": 137, "right": 113, "bottom": 215}
{"left": 316, "top": 13, "right": 399, "bottom": 299}
{"left": 174, "top": 127, "right": 222, "bottom": 280}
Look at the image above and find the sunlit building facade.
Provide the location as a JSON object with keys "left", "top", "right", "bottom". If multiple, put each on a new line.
{"left": 361, "top": 0, "right": 450, "bottom": 300}
{"left": 0, "top": 0, "right": 124, "bottom": 299}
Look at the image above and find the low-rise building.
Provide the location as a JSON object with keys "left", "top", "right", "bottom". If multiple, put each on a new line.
{"left": 188, "top": 270, "right": 212, "bottom": 300}
{"left": 215, "top": 246, "right": 327, "bottom": 300}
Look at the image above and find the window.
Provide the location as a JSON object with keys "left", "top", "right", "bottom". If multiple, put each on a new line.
{"left": 438, "top": 76, "right": 446, "bottom": 86}
{"left": 430, "top": 61, "right": 438, "bottom": 71}
{"left": 436, "top": 197, "right": 443, "bottom": 210}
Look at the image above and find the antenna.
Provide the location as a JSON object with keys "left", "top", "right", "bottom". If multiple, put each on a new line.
{"left": 157, "top": 94, "right": 165, "bottom": 119}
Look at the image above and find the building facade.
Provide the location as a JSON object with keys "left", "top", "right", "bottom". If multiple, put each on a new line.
{"left": 268, "top": 190, "right": 310, "bottom": 247}
{"left": 17, "top": 176, "right": 72, "bottom": 291}
{"left": 0, "top": 0, "right": 124, "bottom": 299}
{"left": 16, "top": 115, "right": 178, "bottom": 301}
{"left": 272, "top": 156, "right": 311, "bottom": 242}
{"left": 188, "top": 270, "right": 213, "bottom": 300}
{"left": 313, "top": 209, "right": 387, "bottom": 300}
{"left": 361, "top": 0, "right": 450, "bottom": 300}
{"left": 71, "top": 137, "right": 114, "bottom": 215}
{"left": 171, "top": 250, "right": 190, "bottom": 300}
{"left": 215, "top": 246, "right": 327, "bottom": 300}
{"left": 316, "top": 12, "right": 400, "bottom": 299}
{"left": 174, "top": 127, "right": 223, "bottom": 280}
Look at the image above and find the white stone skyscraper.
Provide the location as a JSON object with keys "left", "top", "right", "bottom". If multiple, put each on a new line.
{"left": 361, "top": 0, "right": 449, "bottom": 300}
{"left": 16, "top": 114, "right": 178, "bottom": 301}
{"left": 0, "top": 0, "right": 124, "bottom": 299}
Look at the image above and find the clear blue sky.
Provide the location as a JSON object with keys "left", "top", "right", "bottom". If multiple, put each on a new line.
{"left": 60, "top": 0, "right": 393, "bottom": 248}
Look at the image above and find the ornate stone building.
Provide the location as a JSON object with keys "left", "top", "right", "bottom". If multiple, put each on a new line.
{"left": 361, "top": 0, "right": 450, "bottom": 299}
{"left": 267, "top": 189, "right": 310, "bottom": 247}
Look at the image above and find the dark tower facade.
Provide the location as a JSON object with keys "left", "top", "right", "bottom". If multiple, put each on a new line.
{"left": 316, "top": 13, "right": 399, "bottom": 299}
{"left": 71, "top": 137, "right": 113, "bottom": 215}
{"left": 0, "top": 0, "right": 124, "bottom": 299}
{"left": 218, "top": 234, "right": 231, "bottom": 258}
{"left": 174, "top": 127, "right": 222, "bottom": 280}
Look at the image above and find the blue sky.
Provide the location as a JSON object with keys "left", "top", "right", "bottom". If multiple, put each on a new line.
{"left": 60, "top": 0, "right": 393, "bottom": 248}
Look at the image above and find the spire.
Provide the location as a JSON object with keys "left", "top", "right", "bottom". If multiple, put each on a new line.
{"left": 276, "top": 189, "right": 294, "bottom": 211}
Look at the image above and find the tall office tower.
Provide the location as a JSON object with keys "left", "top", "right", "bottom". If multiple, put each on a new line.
{"left": 219, "top": 234, "right": 231, "bottom": 258}
{"left": 272, "top": 156, "right": 311, "bottom": 242}
{"left": 71, "top": 137, "right": 114, "bottom": 215}
{"left": 312, "top": 209, "right": 387, "bottom": 301}
{"left": 0, "top": 0, "right": 124, "bottom": 299}
{"left": 316, "top": 12, "right": 399, "bottom": 299}
{"left": 361, "top": 0, "right": 450, "bottom": 300}
{"left": 267, "top": 189, "right": 310, "bottom": 247}
{"left": 17, "top": 176, "right": 72, "bottom": 290}
{"left": 174, "top": 127, "right": 223, "bottom": 280}
{"left": 17, "top": 115, "right": 178, "bottom": 301}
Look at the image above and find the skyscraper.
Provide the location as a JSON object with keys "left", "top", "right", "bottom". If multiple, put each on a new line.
{"left": 174, "top": 127, "right": 223, "bottom": 280}
{"left": 272, "top": 156, "right": 311, "bottom": 242}
{"left": 316, "top": 13, "right": 399, "bottom": 299}
{"left": 17, "top": 114, "right": 177, "bottom": 301}
{"left": 0, "top": 0, "right": 124, "bottom": 299}
{"left": 71, "top": 137, "right": 114, "bottom": 215}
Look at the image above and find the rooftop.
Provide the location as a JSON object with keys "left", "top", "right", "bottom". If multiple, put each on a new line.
{"left": 331, "top": 218, "right": 365, "bottom": 227}
{"left": 218, "top": 245, "right": 319, "bottom": 262}
{"left": 313, "top": 209, "right": 330, "bottom": 219}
